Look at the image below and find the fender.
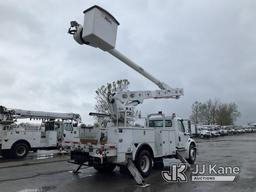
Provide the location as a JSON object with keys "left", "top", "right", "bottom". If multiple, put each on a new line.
{"left": 132, "top": 143, "right": 155, "bottom": 161}
{"left": 11, "top": 139, "right": 31, "bottom": 150}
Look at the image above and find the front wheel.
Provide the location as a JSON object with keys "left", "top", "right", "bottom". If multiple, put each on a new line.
{"left": 135, "top": 150, "right": 153, "bottom": 178}
{"left": 11, "top": 142, "right": 29, "bottom": 159}
{"left": 187, "top": 145, "right": 196, "bottom": 164}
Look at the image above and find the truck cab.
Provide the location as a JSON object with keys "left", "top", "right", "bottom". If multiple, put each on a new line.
{"left": 62, "top": 122, "right": 80, "bottom": 149}
{"left": 147, "top": 113, "right": 191, "bottom": 155}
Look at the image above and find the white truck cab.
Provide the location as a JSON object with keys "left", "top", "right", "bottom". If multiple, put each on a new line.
{"left": 62, "top": 122, "right": 80, "bottom": 149}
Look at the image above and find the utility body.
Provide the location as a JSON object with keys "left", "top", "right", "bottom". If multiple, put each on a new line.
{"left": 70, "top": 114, "right": 196, "bottom": 174}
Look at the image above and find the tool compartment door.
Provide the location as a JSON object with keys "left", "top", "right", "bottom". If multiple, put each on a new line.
{"left": 46, "top": 131, "right": 57, "bottom": 146}
{"left": 159, "top": 129, "right": 170, "bottom": 156}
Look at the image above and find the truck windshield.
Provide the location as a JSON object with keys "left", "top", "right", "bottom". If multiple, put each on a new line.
{"left": 177, "top": 120, "right": 186, "bottom": 132}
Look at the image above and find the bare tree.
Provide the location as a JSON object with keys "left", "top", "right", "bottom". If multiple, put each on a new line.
{"left": 209, "top": 99, "right": 219, "bottom": 124}
{"left": 216, "top": 102, "right": 240, "bottom": 125}
{"left": 190, "top": 101, "right": 201, "bottom": 124}
{"left": 191, "top": 99, "right": 240, "bottom": 125}
{"left": 94, "top": 79, "right": 130, "bottom": 124}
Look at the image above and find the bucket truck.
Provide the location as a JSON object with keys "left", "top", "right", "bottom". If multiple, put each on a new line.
{"left": 67, "top": 5, "right": 196, "bottom": 185}
{"left": 0, "top": 105, "right": 81, "bottom": 158}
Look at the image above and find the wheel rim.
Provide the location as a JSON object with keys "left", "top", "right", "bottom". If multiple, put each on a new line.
{"left": 140, "top": 155, "right": 150, "bottom": 173}
{"left": 190, "top": 147, "right": 196, "bottom": 161}
{"left": 16, "top": 145, "right": 26, "bottom": 157}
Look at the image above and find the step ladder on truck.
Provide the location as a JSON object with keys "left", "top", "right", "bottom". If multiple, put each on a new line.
{"left": 67, "top": 5, "right": 197, "bottom": 186}
{"left": 0, "top": 105, "right": 81, "bottom": 159}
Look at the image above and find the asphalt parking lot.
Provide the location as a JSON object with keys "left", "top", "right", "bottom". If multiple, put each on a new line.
{"left": 0, "top": 133, "right": 255, "bottom": 192}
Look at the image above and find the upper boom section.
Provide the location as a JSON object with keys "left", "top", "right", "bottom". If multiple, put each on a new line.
{"left": 68, "top": 5, "right": 183, "bottom": 96}
{"left": 108, "top": 49, "right": 172, "bottom": 90}
{"left": 0, "top": 106, "right": 81, "bottom": 123}
{"left": 113, "top": 89, "right": 184, "bottom": 106}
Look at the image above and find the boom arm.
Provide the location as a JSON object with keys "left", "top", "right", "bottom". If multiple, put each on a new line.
{"left": 68, "top": 5, "right": 184, "bottom": 124}
{"left": 109, "top": 89, "right": 182, "bottom": 121}
{"left": 113, "top": 89, "right": 183, "bottom": 105}
{"left": 12, "top": 109, "right": 81, "bottom": 121}
{"left": 0, "top": 105, "right": 81, "bottom": 123}
{"left": 108, "top": 49, "right": 172, "bottom": 90}
{"left": 68, "top": 20, "right": 183, "bottom": 95}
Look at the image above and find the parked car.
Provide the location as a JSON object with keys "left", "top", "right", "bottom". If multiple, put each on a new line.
{"left": 219, "top": 129, "right": 228, "bottom": 136}
{"left": 199, "top": 129, "right": 211, "bottom": 138}
{"left": 210, "top": 130, "right": 221, "bottom": 137}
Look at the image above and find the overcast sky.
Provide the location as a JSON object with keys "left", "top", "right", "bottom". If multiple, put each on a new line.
{"left": 0, "top": 0, "right": 255, "bottom": 125}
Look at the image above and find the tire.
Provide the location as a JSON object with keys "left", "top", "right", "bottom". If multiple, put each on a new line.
{"left": 11, "top": 142, "right": 29, "bottom": 159}
{"left": 93, "top": 164, "right": 116, "bottom": 173}
{"left": 187, "top": 144, "right": 196, "bottom": 164}
{"left": 135, "top": 150, "right": 153, "bottom": 178}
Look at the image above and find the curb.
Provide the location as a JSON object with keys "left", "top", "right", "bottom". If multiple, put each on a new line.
{"left": 0, "top": 155, "right": 69, "bottom": 169}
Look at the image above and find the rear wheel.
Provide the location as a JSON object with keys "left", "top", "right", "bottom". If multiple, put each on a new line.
{"left": 11, "top": 142, "right": 29, "bottom": 159}
{"left": 135, "top": 150, "right": 153, "bottom": 177}
{"left": 93, "top": 164, "right": 116, "bottom": 173}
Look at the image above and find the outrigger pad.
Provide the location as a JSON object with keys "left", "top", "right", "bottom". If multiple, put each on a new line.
{"left": 127, "top": 159, "right": 150, "bottom": 187}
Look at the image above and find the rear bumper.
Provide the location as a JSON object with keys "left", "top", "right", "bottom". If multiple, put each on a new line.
{"left": 70, "top": 149, "right": 104, "bottom": 165}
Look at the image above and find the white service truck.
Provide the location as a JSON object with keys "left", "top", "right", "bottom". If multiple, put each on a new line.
{"left": 67, "top": 5, "right": 197, "bottom": 185}
{"left": 0, "top": 106, "right": 81, "bottom": 158}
